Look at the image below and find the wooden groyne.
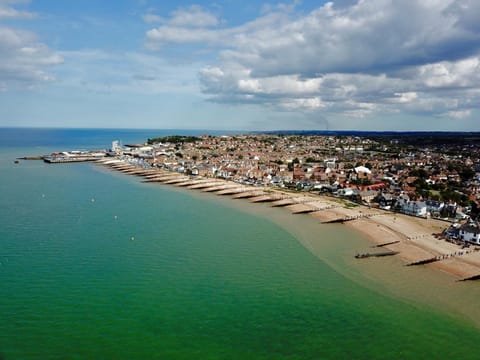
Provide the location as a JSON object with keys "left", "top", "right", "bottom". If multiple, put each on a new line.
{"left": 355, "top": 251, "right": 399, "bottom": 259}
{"left": 322, "top": 217, "right": 348, "bottom": 224}
{"left": 91, "top": 159, "right": 480, "bottom": 283}
{"left": 143, "top": 174, "right": 182, "bottom": 182}
{"left": 111, "top": 164, "right": 134, "bottom": 170}
{"left": 174, "top": 180, "right": 198, "bottom": 187}
{"left": 163, "top": 177, "right": 190, "bottom": 185}
{"left": 322, "top": 213, "right": 383, "bottom": 224}
{"left": 406, "top": 257, "right": 439, "bottom": 266}
{"left": 292, "top": 208, "right": 317, "bottom": 214}
{"left": 271, "top": 198, "right": 296, "bottom": 207}
{"left": 250, "top": 194, "right": 288, "bottom": 203}
{"left": 371, "top": 240, "right": 401, "bottom": 248}
{"left": 407, "top": 247, "right": 480, "bottom": 266}
{"left": 215, "top": 187, "right": 251, "bottom": 195}
{"left": 459, "top": 274, "right": 480, "bottom": 281}
{"left": 188, "top": 181, "right": 223, "bottom": 189}
{"left": 122, "top": 169, "right": 155, "bottom": 175}
{"left": 231, "top": 191, "right": 266, "bottom": 199}
{"left": 202, "top": 184, "right": 239, "bottom": 193}
{"left": 144, "top": 172, "right": 171, "bottom": 179}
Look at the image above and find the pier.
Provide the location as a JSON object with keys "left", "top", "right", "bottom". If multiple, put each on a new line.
{"left": 43, "top": 156, "right": 100, "bottom": 163}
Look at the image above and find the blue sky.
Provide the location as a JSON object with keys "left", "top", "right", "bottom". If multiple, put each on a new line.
{"left": 1, "top": 0, "right": 480, "bottom": 131}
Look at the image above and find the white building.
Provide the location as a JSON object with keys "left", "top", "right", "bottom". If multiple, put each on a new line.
{"left": 336, "top": 187, "right": 355, "bottom": 197}
{"left": 112, "top": 140, "right": 122, "bottom": 153}
{"left": 402, "top": 201, "right": 427, "bottom": 217}
{"left": 459, "top": 221, "right": 480, "bottom": 244}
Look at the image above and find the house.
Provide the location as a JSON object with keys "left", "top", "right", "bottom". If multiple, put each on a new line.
{"left": 358, "top": 190, "right": 377, "bottom": 204}
{"left": 293, "top": 166, "right": 306, "bottom": 180}
{"left": 376, "top": 193, "right": 395, "bottom": 209}
{"left": 354, "top": 166, "right": 372, "bottom": 180}
{"left": 336, "top": 187, "right": 355, "bottom": 197}
{"left": 402, "top": 200, "right": 427, "bottom": 217}
{"left": 458, "top": 221, "right": 480, "bottom": 244}
{"left": 426, "top": 200, "right": 445, "bottom": 217}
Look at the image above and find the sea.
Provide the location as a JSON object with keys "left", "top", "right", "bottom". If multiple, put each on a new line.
{"left": 1, "top": 127, "right": 480, "bottom": 359}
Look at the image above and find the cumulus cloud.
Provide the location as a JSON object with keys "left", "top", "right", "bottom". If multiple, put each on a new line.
{"left": 0, "top": 26, "right": 63, "bottom": 90}
{"left": 146, "top": 1, "right": 479, "bottom": 122}
{"left": 0, "top": 0, "right": 36, "bottom": 19}
{"left": 146, "top": 6, "right": 289, "bottom": 49}
{"left": 146, "top": 0, "right": 480, "bottom": 122}
{"left": 145, "top": 5, "right": 222, "bottom": 48}
{"left": 446, "top": 110, "right": 472, "bottom": 119}
{"left": 168, "top": 5, "right": 219, "bottom": 27}
{"left": 0, "top": 1, "right": 62, "bottom": 91}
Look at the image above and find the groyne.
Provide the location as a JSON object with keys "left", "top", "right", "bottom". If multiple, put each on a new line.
{"left": 92, "top": 158, "right": 480, "bottom": 282}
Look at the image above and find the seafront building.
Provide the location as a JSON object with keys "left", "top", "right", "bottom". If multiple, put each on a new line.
{"left": 107, "top": 133, "right": 480, "bottom": 222}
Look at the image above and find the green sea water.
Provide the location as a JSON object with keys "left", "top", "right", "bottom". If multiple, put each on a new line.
{"left": 1, "top": 129, "right": 480, "bottom": 359}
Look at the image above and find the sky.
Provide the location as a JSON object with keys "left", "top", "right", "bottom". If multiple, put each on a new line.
{"left": 0, "top": 0, "right": 480, "bottom": 131}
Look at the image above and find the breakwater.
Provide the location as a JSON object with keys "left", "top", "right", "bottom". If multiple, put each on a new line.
{"left": 40, "top": 157, "right": 480, "bottom": 282}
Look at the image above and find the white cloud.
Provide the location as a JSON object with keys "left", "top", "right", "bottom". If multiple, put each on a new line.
{"left": 171, "top": 0, "right": 480, "bottom": 120}
{"left": 280, "top": 97, "right": 326, "bottom": 111}
{"left": 169, "top": 5, "right": 219, "bottom": 27}
{"left": 417, "top": 57, "right": 480, "bottom": 88}
{"left": 147, "top": 26, "right": 218, "bottom": 45}
{"left": 0, "top": 1, "right": 62, "bottom": 91}
{"left": 391, "top": 92, "right": 418, "bottom": 103}
{"left": 146, "top": 7, "right": 289, "bottom": 49}
{"left": 446, "top": 110, "right": 472, "bottom": 119}
{"left": 0, "top": 26, "right": 63, "bottom": 90}
{"left": 145, "top": 5, "right": 221, "bottom": 48}
{"left": 0, "top": 0, "right": 36, "bottom": 19}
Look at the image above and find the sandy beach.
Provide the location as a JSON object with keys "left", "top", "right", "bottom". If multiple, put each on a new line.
{"left": 99, "top": 159, "right": 480, "bottom": 281}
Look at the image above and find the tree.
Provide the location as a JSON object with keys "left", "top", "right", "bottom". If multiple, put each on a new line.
{"left": 410, "top": 168, "right": 428, "bottom": 179}
{"left": 459, "top": 167, "right": 475, "bottom": 182}
{"left": 471, "top": 201, "right": 479, "bottom": 220}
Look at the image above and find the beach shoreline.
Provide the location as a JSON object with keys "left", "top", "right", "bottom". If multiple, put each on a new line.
{"left": 98, "top": 159, "right": 480, "bottom": 282}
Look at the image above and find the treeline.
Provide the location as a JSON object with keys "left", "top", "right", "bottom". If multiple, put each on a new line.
{"left": 147, "top": 135, "right": 200, "bottom": 144}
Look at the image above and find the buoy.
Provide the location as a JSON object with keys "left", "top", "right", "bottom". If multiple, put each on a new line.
{"left": 91, "top": 198, "right": 95, "bottom": 202}
{"left": 114, "top": 215, "right": 118, "bottom": 220}
{"left": 130, "top": 236, "right": 135, "bottom": 241}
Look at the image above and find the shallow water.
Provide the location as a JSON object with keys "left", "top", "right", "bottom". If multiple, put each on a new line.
{"left": 1, "top": 128, "right": 480, "bottom": 359}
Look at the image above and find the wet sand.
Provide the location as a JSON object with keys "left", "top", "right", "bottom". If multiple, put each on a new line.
{"left": 98, "top": 159, "right": 480, "bottom": 281}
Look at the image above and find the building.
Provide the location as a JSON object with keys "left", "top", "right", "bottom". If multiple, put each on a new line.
{"left": 458, "top": 221, "right": 480, "bottom": 244}
{"left": 354, "top": 166, "right": 372, "bottom": 180}
{"left": 376, "top": 193, "right": 395, "bottom": 209}
{"left": 402, "top": 201, "right": 427, "bottom": 217}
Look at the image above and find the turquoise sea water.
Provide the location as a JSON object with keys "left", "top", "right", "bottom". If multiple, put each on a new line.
{"left": 1, "top": 128, "right": 480, "bottom": 359}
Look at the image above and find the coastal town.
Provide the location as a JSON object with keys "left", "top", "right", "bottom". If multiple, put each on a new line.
{"left": 116, "top": 134, "right": 479, "bottom": 218}
{"left": 39, "top": 132, "right": 480, "bottom": 280}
